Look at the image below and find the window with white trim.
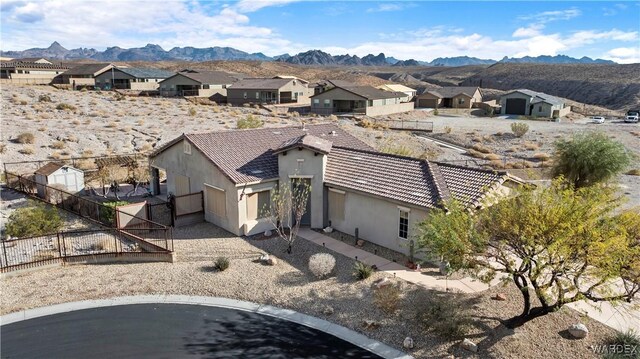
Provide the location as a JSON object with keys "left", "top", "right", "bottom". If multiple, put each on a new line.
{"left": 323, "top": 99, "right": 330, "bottom": 108}
{"left": 398, "top": 209, "right": 409, "bottom": 239}
{"left": 313, "top": 99, "right": 319, "bottom": 104}
{"left": 183, "top": 141, "right": 192, "bottom": 155}
{"left": 458, "top": 98, "right": 465, "bottom": 105}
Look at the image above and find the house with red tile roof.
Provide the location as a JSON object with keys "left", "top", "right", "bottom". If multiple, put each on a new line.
{"left": 150, "top": 123, "right": 521, "bottom": 254}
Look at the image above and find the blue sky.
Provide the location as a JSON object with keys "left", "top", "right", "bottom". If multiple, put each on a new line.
{"left": 1, "top": 0, "right": 639, "bottom": 63}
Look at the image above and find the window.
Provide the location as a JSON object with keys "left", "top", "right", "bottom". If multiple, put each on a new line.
{"left": 256, "top": 92, "right": 260, "bottom": 99}
{"left": 205, "top": 185, "right": 226, "bottom": 218}
{"left": 243, "top": 92, "right": 247, "bottom": 99}
{"left": 328, "top": 189, "right": 345, "bottom": 222}
{"left": 368, "top": 100, "right": 373, "bottom": 106}
{"left": 183, "top": 141, "right": 192, "bottom": 155}
{"left": 398, "top": 209, "right": 409, "bottom": 239}
{"left": 538, "top": 106, "right": 542, "bottom": 112}
{"left": 247, "top": 190, "right": 271, "bottom": 220}
{"left": 203, "top": 84, "right": 210, "bottom": 89}
{"left": 324, "top": 99, "right": 330, "bottom": 108}
{"left": 458, "top": 98, "right": 465, "bottom": 105}
{"left": 313, "top": 99, "right": 319, "bottom": 104}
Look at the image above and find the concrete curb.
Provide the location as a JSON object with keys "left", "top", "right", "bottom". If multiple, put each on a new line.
{"left": 0, "top": 295, "right": 413, "bottom": 359}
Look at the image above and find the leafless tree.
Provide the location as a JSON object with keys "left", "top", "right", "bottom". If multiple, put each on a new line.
{"left": 264, "top": 178, "right": 311, "bottom": 254}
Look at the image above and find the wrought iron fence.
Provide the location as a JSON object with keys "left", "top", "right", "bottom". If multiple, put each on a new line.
{"left": 0, "top": 229, "right": 172, "bottom": 272}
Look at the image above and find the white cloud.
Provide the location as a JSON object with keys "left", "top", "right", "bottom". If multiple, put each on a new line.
{"left": 234, "top": 0, "right": 300, "bottom": 13}
{"left": 603, "top": 47, "right": 640, "bottom": 64}
{"left": 512, "top": 24, "right": 544, "bottom": 38}
{"left": 366, "top": 2, "right": 416, "bottom": 13}
{"left": 518, "top": 8, "right": 581, "bottom": 23}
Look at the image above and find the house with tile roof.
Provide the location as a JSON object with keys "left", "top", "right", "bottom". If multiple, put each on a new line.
{"left": 60, "top": 63, "right": 114, "bottom": 88}
{"left": 149, "top": 123, "right": 520, "bottom": 255}
{"left": 376, "top": 84, "right": 417, "bottom": 102}
{"left": 310, "top": 85, "right": 415, "bottom": 116}
{"left": 415, "top": 86, "right": 482, "bottom": 109}
{"left": 159, "top": 69, "right": 239, "bottom": 99}
{"left": 226, "top": 76, "right": 312, "bottom": 105}
{"left": 94, "top": 67, "right": 175, "bottom": 90}
{"left": 0, "top": 61, "right": 70, "bottom": 85}
{"left": 499, "top": 89, "right": 570, "bottom": 118}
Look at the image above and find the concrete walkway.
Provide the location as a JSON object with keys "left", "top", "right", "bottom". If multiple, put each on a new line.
{"left": 298, "top": 228, "right": 495, "bottom": 293}
{"left": 299, "top": 229, "right": 640, "bottom": 334}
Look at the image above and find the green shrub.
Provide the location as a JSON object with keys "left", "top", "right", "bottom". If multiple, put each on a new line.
{"left": 353, "top": 261, "right": 373, "bottom": 280}
{"left": 415, "top": 292, "right": 473, "bottom": 339}
{"left": 17, "top": 132, "right": 35, "bottom": 144}
{"left": 552, "top": 132, "right": 631, "bottom": 188}
{"left": 215, "top": 256, "right": 230, "bottom": 271}
{"left": 188, "top": 107, "right": 197, "bottom": 116}
{"left": 602, "top": 330, "right": 640, "bottom": 359}
{"left": 5, "top": 202, "right": 63, "bottom": 238}
{"left": 99, "top": 201, "right": 130, "bottom": 225}
{"left": 56, "top": 103, "right": 77, "bottom": 111}
{"left": 382, "top": 145, "right": 413, "bottom": 157}
{"left": 510, "top": 122, "right": 529, "bottom": 137}
{"left": 237, "top": 115, "right": 264, "bottom": 129}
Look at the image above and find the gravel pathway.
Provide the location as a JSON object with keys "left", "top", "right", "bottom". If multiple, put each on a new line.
{"left": 1, "top": 222, "right": 615, "bottom": 358}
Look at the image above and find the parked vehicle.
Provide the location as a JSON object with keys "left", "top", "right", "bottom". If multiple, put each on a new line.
{"left": 592, "top": 116, "right": 605, "bottom": 124}
{"left": 625, "top": 113, "right": 639, "bottom": 123}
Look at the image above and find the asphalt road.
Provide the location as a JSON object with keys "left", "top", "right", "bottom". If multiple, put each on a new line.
{"left": 1, "top": 304, "right": 382, "bottom": 359}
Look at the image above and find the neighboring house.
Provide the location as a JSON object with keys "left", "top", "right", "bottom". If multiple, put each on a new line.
{"left": 0, "top": 61, "right": 69, "bottom": 84}
{"left": 150, "top": 124, "right": 519, "bottom": 255}
{"left": 376, "top": 84, "right": 417, "bottom": 102}
{"left": 499, "top": 89, "right": 570, "bottom": 118}
{"left": 415, "top": 87, "right": 482, "bottom": 109}
{"left": 310, "top": 85, "right": 414, "bottom": 116}
{"left": 311, "top": 79, "right": 356, "bottom": 95}
{"left": 60, "top": 63, "right": 114, "bottom": 88}
{"left": 95, "top": 67, "right": 175, "bottom": 90}
{"left": 34, "top": 162, "right": 84, "bottom": 198}
{"left": 15, "top": 57, "right": 53, "bottom": 64}
{"left": 227, "top": 77, "right": 311, "bottom": 105}
{"left": 159, "top": 69, "right": 238, "bottom": 99}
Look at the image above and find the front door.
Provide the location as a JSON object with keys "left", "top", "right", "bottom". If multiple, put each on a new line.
{"left": 292, "top": 178, "right": 311, "bottom": 226}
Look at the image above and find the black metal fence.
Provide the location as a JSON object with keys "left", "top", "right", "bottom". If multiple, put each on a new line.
{"left": 0, "top": 229, "right": 172, "bottom": 272}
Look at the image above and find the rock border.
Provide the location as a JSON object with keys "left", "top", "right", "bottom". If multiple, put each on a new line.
{"left": 0, "top": 295, "right": 412, "bottom": 359}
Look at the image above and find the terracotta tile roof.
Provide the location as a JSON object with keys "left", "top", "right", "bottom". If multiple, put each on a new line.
{"left": 169, "top": 70, "right": 237, "bottom": 85}
{"left": 313, "top": 85, "right": 405, "bottom": 100}
{"left": 326, "top": 147, "right": 509, "bottom": 209}
{"left": 420, "top": 86, "right": 479, "bottom": 98}
{"left": 274, "top": 134, "right": 333, "bottom": 155}
{"left": 154, "top": 124, "right": 372, "bottom": 184}
{"left": 229, "top": 77, "right": 295, "bottom": 90}
{"left": 35, "top": 162, "right": 64, "bottom": 176}
{"left": 116, "top": 67, "right": 174, "bottom": 79}
{"left": 0, "top": 62, "right": 70, "bottom": 70}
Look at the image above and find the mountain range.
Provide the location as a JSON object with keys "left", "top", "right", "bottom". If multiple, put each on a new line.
{"left": 0, "top": 42, "right": 616, "bottom": 66}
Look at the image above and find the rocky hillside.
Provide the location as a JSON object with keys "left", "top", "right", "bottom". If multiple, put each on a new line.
{"left": 459, "top": 63, "right": 640, "bottom": 111}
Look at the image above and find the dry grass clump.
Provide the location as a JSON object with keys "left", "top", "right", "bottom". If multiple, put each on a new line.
{"left": 75, "top": 159, "right": 94, "bottom": 170}
{"left": 505, "top": 146, "right": 519, "bottom": 153}
{"left": 443, "top": 126, "right": 452, "bottom": 134}
{"left": 71, "top": 120, "right": 80, "bottom": 125}
{"left": 32, "top": 250, "right": 57, "bottom": 262}
{"left": 237, "top": 115, "right": 264, "bottom": 129}
{"left": 374, "top": 284, "right": 402, "bottom": 314}
{"left": 626, "top": 169, "right": 640, "bottom": 176}
{"left": 532, "top": 153, "right": 551, "bottom": 160}
{"left": 56, "top": 103, "right": 77, "bottom": 111}
{"left": 38, "top": 94, "right": 52, "bottom": 102}
{"left": 88, "top": 238, "right": 114, "bottom": 252}
{"left": 484, "top": 153, "right": 501, "bottom": 161}
{"left": 49, "top": 151, "right": 62, "bottom": 160}
{"left": 188, "top": 108, "right": 197, "bottom": 116}
{"left": 511, "top": 122, "right": 530, "bottom": 137}
{"left": 139, "top": 143, "right": 153, "bottom": 152}
{"left": 471, "top": 143, "right": 492, "bottom": 154}
{"left": 51, "top": 141, "right": 66, "bottom": 149}
{"left": 523, "top": 141, "right": 540, "bottom": 151}
{"left": 67, "top": 134, "right": 78, "bottom": 143}
{"left": 359, "top": 118, "right": 389, "bottom": 130}
{"left": 19, "top": 146, "right": 35, "bottom": 155}
{"left": 17, "top": 132, "right": 35, "bottom": 144}
{"left": 0, "top": 143, "right": 6, "bottom": 154}
{"left": 328, "top": 114, "right": 338, "bottom": 121}
{"left": 466, "top": 149, "right": 485, "bottom": 159}
{"left": 106, "top": 121, "right": 118, "bottom": 128}
{"left": 37, "top": 127, "right": 47, "bottom": 132}
{"left": 382, "top": 144, "right": 413, "bottom": 157}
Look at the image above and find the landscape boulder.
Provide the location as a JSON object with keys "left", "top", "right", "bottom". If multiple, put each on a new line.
{"left": 323, "top": 226, "right": 334, "bottom": 233}
{"left": 460, "top": 338, "right": 478, "bottom": 352}
{"left": 322, "top": 306, "right": 334, "bottom": 315}
{"left": 266, "top": 256, "right": 277, "bottom": 266}
{"left": 403, "top": 337, "right": 414, "bottom": 349}
{"left": 356, "top": 239, "right": 365, "bottom": 247}
{"left": 568, "top": 323, "right": 589, "bottom": 339}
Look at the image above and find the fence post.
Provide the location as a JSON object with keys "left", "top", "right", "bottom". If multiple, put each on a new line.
{"left": 61, "top": 232, "right": 67, "bottom": 258}
{"left": 56, "top": 232, "right": 63, "bottom": 258}
{"left": 114, "top": 231, "right": 120, "bottom": 254}
{"left": 1, "top": 239, "right": 8, "bottom": 267}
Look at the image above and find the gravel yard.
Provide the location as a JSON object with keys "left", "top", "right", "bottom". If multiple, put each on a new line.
{"left": 1, "top": 222, "right": 616, "bottom": 358}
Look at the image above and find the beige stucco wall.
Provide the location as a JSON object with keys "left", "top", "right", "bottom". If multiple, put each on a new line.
{"left": 151, "top": 139, "right": 241, "bottom": 235}
{"left": 327, "top": 187, "right": 428, "bottom": 255}
{"left": 277, "top": 147, "right": 326, "bottom": 229}
{"left": 365, "top": 102, "right": 414, "bottom": 116}
{"left": 237, "top": 181, "right": 277, "bottom": 235}
{"left": 451, "top": 94, "right": 473, "bottom": 109}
